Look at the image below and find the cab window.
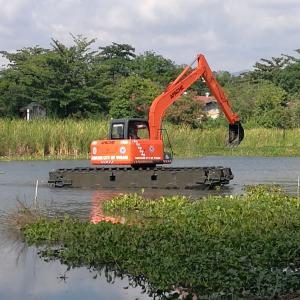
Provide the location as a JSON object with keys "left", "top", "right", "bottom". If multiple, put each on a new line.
{"left": 128, "top": 121, "right": 149, "bottom": 139}
{"left": 111, "top": 123, "right": 124, "bottom": 139}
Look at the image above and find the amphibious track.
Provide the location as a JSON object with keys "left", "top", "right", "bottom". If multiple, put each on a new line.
{"left": 48, "top": 166, "right": 234, "bottom": 189}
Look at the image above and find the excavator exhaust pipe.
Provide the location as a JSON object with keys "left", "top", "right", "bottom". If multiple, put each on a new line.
{"left": 228, "top": 121, "right": 244, "bottom": 146}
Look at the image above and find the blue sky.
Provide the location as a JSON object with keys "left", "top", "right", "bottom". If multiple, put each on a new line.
{"left": 0, "top": 0, "right": 300, "bottom": 72}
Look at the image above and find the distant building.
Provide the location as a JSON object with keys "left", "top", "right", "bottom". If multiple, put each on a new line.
{"left": 19, "top": 102, "right": 46, "bottom": 120}
{"left": 195, "top": 93, "right": 220, "bottom": 119}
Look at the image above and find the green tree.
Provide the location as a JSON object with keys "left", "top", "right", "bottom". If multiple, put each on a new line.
{"left": 109, "top": 74, "right": 162, "bottom": 119}
{"left": 223, "top": 77, "right": 257, "bottom": 122}
{"left": 215, "top": 70, "right": 234, "bottom": 87}
{"left": 98, "top": 42, "right": 136, "bottom": 83}
{"left": 45, "top": 36, "right": 112, "bottom": 117}
{"left": 252, "top": 81, "right": 289, "bottom": 128}
{"left": 274, "top": 60, "right": 300, "bottom": 95}
{"left": 132, "top": 51, "right": 179, "bottom": 86}
{"left": 249, "top": 54, "right": 294, "bottom": 83}
{"left": 0, "top": 46, "right": 51, "bottom": 116}
{"left": 226, "top": 79, "right": 288, "bottom": 128}
{"left": 0, "top": 35, "right": 112, "bottom": 118}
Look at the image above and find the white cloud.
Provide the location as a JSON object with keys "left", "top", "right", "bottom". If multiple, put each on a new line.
{"left": 0, "top": 0, "right": 300, "bottom": 71}
{"left": 0, "top": 1, "right": 28, "bottom": 20}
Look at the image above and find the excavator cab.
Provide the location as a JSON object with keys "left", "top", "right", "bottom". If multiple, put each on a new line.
{"left": 90, "top": 118, "right": 172, "bottom": 166}
{"left": 228, "top": 121, "right": 244, "bottom": 146}
{"left": 109, "top": 119, "right": 149, "bottom": 140}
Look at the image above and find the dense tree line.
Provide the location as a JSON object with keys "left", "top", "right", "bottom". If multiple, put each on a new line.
{"left": 0, "top": 35, "right": 300, "bottom": 128}
{"left": 224, "top": 50, "right": 300, "bottom": 128}
{"left": 0, "top": 36, "right": 181, "bottom": 120}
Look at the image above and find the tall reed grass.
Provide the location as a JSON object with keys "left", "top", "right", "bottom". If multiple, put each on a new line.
{"left": 0, "top": 118, "right": 107, "bottom": 159}
{"left": 0, "top": 119, "right": 300, "bottom": 159}
{"left": 164, "top": 123, "right": 300, "bottom": 157}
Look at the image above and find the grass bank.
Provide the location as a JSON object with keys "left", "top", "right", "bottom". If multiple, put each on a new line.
{"left": 0, "top": 118, "right": 106, "bottom": 160}
{"left": 1, "top": 119, "right": 300, "bottom": 160}
{"left": 21, "top": 186, "right": 300, "bottom": 299}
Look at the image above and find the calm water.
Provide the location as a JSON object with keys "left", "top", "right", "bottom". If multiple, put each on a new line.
{"left": 0, "top": 157, "right": 299, "bottom": 299}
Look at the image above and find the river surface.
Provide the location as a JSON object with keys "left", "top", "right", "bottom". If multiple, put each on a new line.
{"left": 0, "top": 156, "right": 299, "bottom": 299}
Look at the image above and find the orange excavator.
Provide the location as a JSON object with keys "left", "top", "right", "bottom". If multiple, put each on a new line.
{"left": 90, "top": 54, "right": 243, "bottom": 166}
{"left": 49, "top": 54, "right": 244, "bottom": 189}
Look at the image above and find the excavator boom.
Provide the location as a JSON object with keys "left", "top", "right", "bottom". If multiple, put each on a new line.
{"left": 148, "top": 54, "right": 244, "bottom": 145}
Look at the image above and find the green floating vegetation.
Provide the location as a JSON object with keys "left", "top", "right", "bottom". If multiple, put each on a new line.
{"left": 22, "top": 185, "right": 300, "bottom": 299}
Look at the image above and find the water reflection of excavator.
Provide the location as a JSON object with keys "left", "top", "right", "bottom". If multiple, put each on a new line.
{"left": 49, "top": 54, "right": 244, "bottom": 189}
{"left": 90, "top": 191, "right": 125, "bottom": 224}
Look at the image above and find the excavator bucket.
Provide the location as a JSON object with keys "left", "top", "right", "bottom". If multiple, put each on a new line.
{"left": 228, "top": 121, "right": 244, "bottom": 146}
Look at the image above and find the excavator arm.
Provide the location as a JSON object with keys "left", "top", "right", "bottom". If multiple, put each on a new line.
{"left": 148, "top": 54, "right": 244, "bottom": 145}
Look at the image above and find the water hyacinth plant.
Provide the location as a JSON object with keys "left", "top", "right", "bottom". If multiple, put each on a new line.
{"left": 21, "top": 185, "right": 300, "bottom": 299}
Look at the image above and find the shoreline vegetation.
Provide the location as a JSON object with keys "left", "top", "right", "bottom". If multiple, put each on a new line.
{"left": 21, "top": 185, "right": 300, "bottom": 299}
{"left": 0, "top": 119, "right": 300, "bottom": 161}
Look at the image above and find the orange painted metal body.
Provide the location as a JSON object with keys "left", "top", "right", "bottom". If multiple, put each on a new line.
{"left": 90, "top": 138, "right": 165, "bottom": 165}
